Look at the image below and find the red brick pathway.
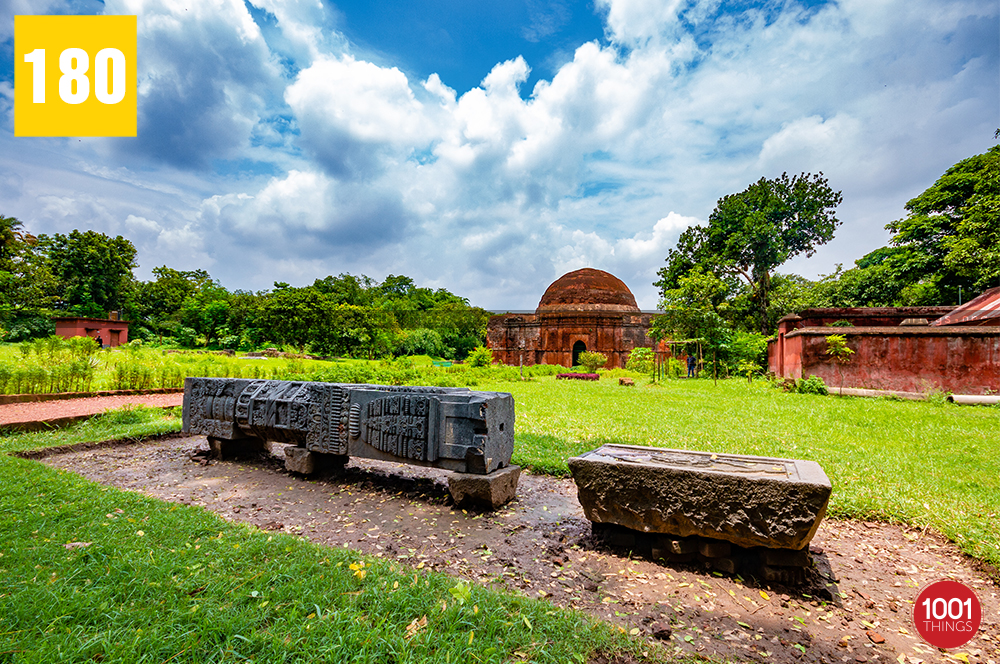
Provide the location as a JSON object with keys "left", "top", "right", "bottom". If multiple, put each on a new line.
{"left": 0, "top": 393, "right": 184, "bottom": 428}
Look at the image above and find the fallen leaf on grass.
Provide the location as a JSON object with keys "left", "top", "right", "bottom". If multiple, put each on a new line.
{"left": 759, "top": 590, "right": 770, "bottom": 601}
{"left": 404, "top": 615, "right": 427, "bottom": 639}
{"left": 63, "top": 542, "right": 92, "bottom": 550}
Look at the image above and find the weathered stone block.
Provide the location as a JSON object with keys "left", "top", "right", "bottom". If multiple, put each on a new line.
{"left": 699, "top": 539, "right": 732, "bottom": 558}
{"left": 759, "top": 547, "right": 811, "bottom": 568}
{"left": 447, "top": 465, "right": 521, "bottom": 509}
{"left": 284, "top": 447, "right": 348, "bottom": 475}
{"left": 208, "top": 435, "right": 264, "bottom": 459}
{"left": 710, "top": 557, "right": 737, "bottom": 574}
{"left": 568, "top": 444, "right": 831, "bottom": 550}
{"left": 651, "top": 548, "right": 694, "bottom": 563}
{"left": 761, "top": 565, "right": 806, "bottom": 585}
{"left": 654, "top": 536, "right": 698, "bottom": 555}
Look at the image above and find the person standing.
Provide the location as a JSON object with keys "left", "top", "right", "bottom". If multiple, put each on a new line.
{"left": 687, "top": 353, "right": 696, "bottom": 378}
{"left": 95, "top": 333, "right": 103, "bottom": 349}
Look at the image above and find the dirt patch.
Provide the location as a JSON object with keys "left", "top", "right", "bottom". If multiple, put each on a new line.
{"left": 38, "top": 435, "right": 1000, "bottom": 664}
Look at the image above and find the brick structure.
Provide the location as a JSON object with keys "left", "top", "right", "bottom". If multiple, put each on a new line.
{"left": 768, "top": 300, "right": 1000, "bottom": 395}
{"left": 486, "top": 268, "right": 659, "bottom": 369}
{"left": 54, "top": 316, "right": 129, "bottom": 347}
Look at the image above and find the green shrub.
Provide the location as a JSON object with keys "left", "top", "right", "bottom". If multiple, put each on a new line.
{"left": 796, "top": 374, "right": 828, "bottom": 395}
{"left": 466, "top": 346, "right": 494, "bottom": 368}
{"left": 577, "top": 351, "right": 608, "bottom": 373}
{"left": 625, "top": 347, "right": 654, "bottom": 373}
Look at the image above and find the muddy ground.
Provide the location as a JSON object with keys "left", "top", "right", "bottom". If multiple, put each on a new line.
{"left": 37, "top": 435, "right": 1000, "bottom": 664}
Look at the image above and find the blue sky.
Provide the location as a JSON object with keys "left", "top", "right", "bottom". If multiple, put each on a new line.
{"left": 0, "top": 0, "right": 997, "bottom": 309}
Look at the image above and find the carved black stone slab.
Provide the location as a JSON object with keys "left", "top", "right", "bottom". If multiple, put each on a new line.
{"left": 182, "top": 378, "right": 515, "bottom": 475}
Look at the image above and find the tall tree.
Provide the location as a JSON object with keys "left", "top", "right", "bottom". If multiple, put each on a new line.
{"left": 41, "top": 230, "right": 138, "bottom": 317}
{"left": 0, "top": 215, "right": 58, "bottom": 329}
{"left": 657, "top": 172, "right": 842, "bottom": 334}
{"left": 882, "top": 145, "right": 1000, "bottom": 302}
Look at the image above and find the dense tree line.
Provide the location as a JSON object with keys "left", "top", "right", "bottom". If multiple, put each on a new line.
{"left": 653, "top": 145, "right": 999, "bottom": 373}
{"left": 0, "top": 220, "right": 490, "bottom": 359}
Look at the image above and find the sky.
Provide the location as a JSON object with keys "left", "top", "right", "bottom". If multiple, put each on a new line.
{"left": 0, "top": 0, "right": 997, "bottom": 310}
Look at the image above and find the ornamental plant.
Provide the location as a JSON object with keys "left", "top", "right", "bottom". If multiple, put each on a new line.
{"left": 577, "top": 351, "right": 608, "bottom": 374}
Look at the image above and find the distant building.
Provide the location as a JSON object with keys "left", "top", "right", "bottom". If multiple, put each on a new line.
{"left": 54, "top": 314, "right": 129, "bottom": 347}
{"left": 486, "top": 268, "right": 659, "bottom": 369}
{"left": 768, "top": 288, "right": 1000, "bottom": 395}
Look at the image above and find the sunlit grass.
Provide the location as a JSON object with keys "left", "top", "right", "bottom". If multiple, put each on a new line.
{"left": 480, "top": 376, "right": 1000, "bottom": 569}
{"left": 0, "top": 409, "right": 661, "bottom": 664}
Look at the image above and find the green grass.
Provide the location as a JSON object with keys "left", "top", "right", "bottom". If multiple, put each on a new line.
{"left": 0, "top": 410, "right": 660, "bottom": 664}
{"left": 478, "top": 376, "right": 1000, "bottom": 570}
{"left": 2, "top": 374, "right": 997, "bottom": 661}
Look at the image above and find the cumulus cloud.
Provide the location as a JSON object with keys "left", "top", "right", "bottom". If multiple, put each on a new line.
{"left": 0, "top": 0, "right": 995, "bottom": 310}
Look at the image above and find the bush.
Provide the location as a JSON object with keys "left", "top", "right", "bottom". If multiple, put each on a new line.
{"left": 396, "top": 328, "right": 448, "bottom": 358}
{"left": 577, "top": 351, "right": 608, "bottom": 373}
{"left": 5, "top": 316, "right": 55, "bottom": 343}
{"left": 466, "top": 346, "right": 494, "bottom": 368}
{"left": 625, "top": 347, "right": 654, "bottom": 373}
{"left": 796, "top": 374, "right": 828, "bottom": 395}
{"left": 175, "top": 327, "right": 199, "bottom": 347}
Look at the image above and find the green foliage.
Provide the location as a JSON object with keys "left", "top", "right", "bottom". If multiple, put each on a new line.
{"left": 825, "top": 334, "right": 855, "bottom": 364}
{"left": 466, "top": 345, "right": 494, "bottom": 368}
{"left": 40, "top": 229, "right": 138, "bottom": 315}
{"left": 625, "top": 347, "right": 654, "bottom": 373}
{"left": 796, "top": 374, "right": 829, "bottom": 395}
{"left": 658, "top": 172, "right": 842, "bottom": 334}
{"left": 576, "top": 351, "right": 608, "bottom": 373}
{"left": 396, "top": 328, "right": 447, "bottom": 358}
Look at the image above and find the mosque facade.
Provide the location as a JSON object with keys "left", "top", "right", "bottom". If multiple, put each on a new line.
{"left": 486, "top": 268, "right": 658, "bottom": 369}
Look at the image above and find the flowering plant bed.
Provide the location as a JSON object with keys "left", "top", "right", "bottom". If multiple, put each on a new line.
{"left": 556, "top": 373, "right": 599, "bottom": 381}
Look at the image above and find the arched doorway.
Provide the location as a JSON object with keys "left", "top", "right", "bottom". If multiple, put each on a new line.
{"left": 572, "top": 340, "right": 586, "bottom": 367}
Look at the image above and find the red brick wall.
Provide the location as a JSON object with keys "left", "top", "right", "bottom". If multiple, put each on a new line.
{"left": 54, "top": 318, "right": 129, "bottom": 347}
{"left": 768, "top": 328, "right": 1000, "bottom": 395}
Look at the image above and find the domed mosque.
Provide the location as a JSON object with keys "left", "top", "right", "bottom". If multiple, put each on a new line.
{"left": 486, "top": 268, "right": 659, "bottom": 369}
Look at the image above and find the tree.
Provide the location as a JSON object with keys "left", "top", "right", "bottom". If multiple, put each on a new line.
{"left": 41, "top": 230, "right": 138, "bottom": 317}
{"left": 881, "top": 145, "right": 1000, "bottom": 302}
{"left": 136, "top": 267, "right": 214, "bottom": 340}
{"left": 257, "top": 287, "right": 333, "bottom": 352}
{"left": 0, "top": 216, "right": 58, "bottom": 329}
{"left": 658, "top": 172, "right": 842, "bottom": 334}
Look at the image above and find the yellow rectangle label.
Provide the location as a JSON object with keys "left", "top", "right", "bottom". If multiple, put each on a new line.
{"left": 15, "top": 15, "right": 137, "bottom": 137}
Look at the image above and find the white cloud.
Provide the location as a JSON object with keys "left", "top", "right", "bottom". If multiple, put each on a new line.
{"left": 0, "top": 0, "right": 995, "bottom": 311}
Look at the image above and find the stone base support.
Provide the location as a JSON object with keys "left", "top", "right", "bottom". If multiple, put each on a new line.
{"left": 208, "top": 435, "right": 265, "bottom": 460}
{"left": 448, "top": 465, "right": 521, "bottom": 509}
{"left": 284, "top": 447, "right": 349, "bottom": 475}
{"left": 593, "top": 522, "right": 819, "bottom": 586}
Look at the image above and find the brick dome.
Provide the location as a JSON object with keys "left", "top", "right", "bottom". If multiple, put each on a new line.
{"left": 536, "top": 268, "right": 640, "bottom": 314}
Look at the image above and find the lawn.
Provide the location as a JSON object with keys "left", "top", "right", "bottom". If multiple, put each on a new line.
{"left": 1, "top": 374, "right": 997, "bottom": 662}
{"left": 478, "top": 376, "right": 1000, "bottom": 570}
{"left": 0, "top": 408, "right": 657, "bottom": 664}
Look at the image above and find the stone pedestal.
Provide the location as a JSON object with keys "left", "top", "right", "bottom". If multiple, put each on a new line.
{"left": 208, "top": 435, "right": 265, "bottom": 459}
{"left": 284, "top": 447, "right": 348, "bottom": 475}
{"left": 448, "top": 465, "right": 521, "bottom": 509}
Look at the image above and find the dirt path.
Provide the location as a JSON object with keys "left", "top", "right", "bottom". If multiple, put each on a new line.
{"left": 0, "top": 393, "right": 183, "bottom": 427}
{"left": 38, "top": 435, "right": 1000, "bottom": 664}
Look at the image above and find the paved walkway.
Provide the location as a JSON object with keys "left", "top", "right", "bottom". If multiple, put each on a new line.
{"left": 0, "top": 393, "right": 184, "bottom": 428}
